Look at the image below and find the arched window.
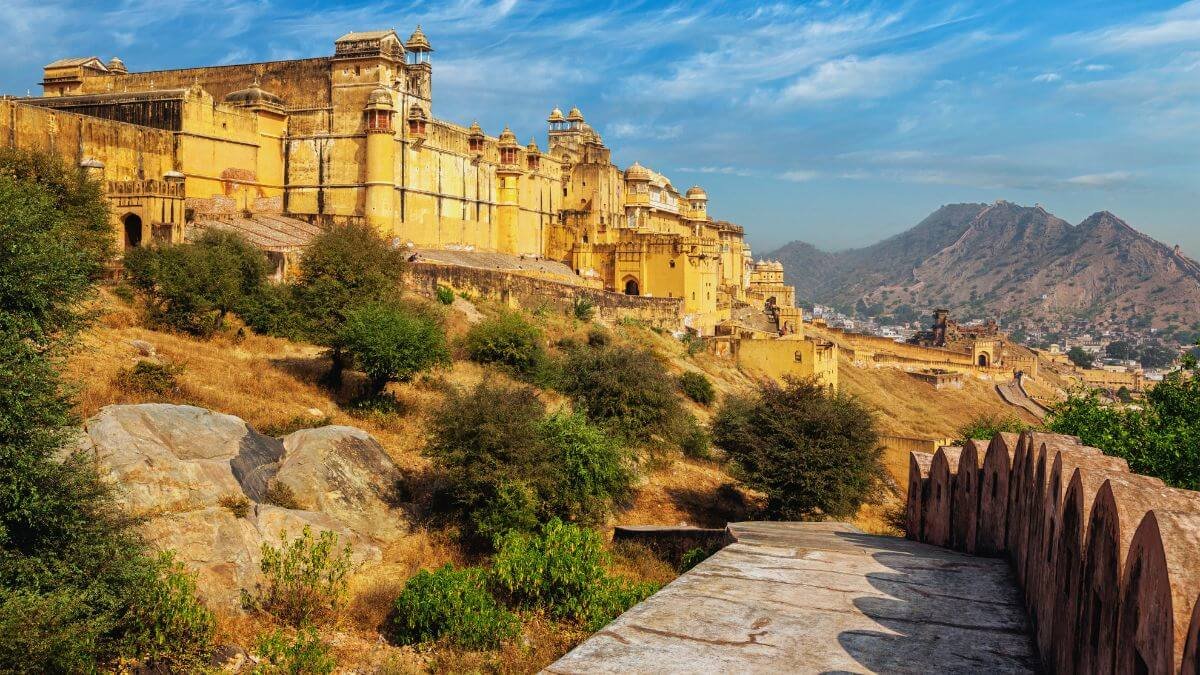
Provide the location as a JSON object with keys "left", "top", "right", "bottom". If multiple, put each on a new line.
{"left": 123, "top": 214, "right": 143, "bottom": 250}
{"left": 623, "top": 278, "right": 640, "bottom": 296}
{"left": 978, "top": 353, "right": 990, "bottom": 367}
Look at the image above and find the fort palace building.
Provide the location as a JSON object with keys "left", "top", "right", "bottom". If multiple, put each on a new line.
{"left": 3, "top": 26, "right": 836, "bottom": 386}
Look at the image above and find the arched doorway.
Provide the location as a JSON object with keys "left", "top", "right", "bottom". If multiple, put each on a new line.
{"left": 978, "top": 353, "right": 990, "bottom": 367}
{"left": 123, "top": 214, "right": 143, "bottom": 250}
{"left": 623, "top": 277, "right": 640, "bottom": 296}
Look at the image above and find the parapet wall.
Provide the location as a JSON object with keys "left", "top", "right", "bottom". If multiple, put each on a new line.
{"left": 405, "top": 262, "right": 684, "bottom": 329}
{"left": 906, "top": 431, "right": 1200, "bottom": 673}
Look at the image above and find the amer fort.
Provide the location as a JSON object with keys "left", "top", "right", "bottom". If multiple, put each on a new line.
{"left": 0, "top": 24, "right": 1141, "bottom": 395}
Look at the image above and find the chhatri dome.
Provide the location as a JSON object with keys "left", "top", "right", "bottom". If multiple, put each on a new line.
{"left": 686, "top": 185, "right": 708, "bottom": 200}
{"left": 405, "top": 25, "right": 432, "bottom": 52}
{"left": 566, "top": 106, "right": 584, "bottom": 122}
{"left": 547, "top": 107, "right": 564, "bottom": 123}
{"left": 624, "top": 162, "right": 651, "bottom": 181}
{"left": 224, "top": 79, "right": 284, "bottom": 108}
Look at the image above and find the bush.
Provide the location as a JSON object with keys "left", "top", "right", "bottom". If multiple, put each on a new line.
{"left": 1067, "top": 346, "right": 1094, "bottom": 368}
{"left": 435, "top": 285, "right": 455, "bottom": 305}
{"left": 390, "top": 565, "right": 519, "bottom": 649}
{"left": 678, "top": 547, "right": 712, "bottom": 573}
{"left": 586, "top": 327, "right": 611, "bottom": 348}
{"left": 955, "top": 412, "right": 1028, "bottom": 443}
{"left": 252, "top": 627, "right": 335, "bottom": 675}
{"left": 679, "top": 371, "right": 716, "bottom": 405}
{"left": 572, "top": 296, "right": 596, "bottom": 322}
{"left": 425, "top": 384, "right": 633, "bottom": 542}
{"left": 462, "top": 312, "right": 547, "bottom": 379}
{"left": 339, "top": 302, "right": 449, "bottom": 396}
{"left": 255, "top": 526, "right": 353, "bottom": 626}
{"left": 264, "top": 482, "right": 302, "bottom": 510}
{"left": 678, "top": 417, "right": 712, "bottom": 460}
{"left": 1047, "top": 363, "right": 1200, "bottom": 490}
{"left": 114, "top": 360, "right": 182, "bottom": 396}
{"left": 124, "top": 229, "right": 270, "bottom": 336}
{"left": 713, "top": 377, "right": 883, "bottom": 520}
{"left": 490, "top": 520, "right": 658, "bottom": 630}
{"left": 558, "top": 345, "right": 685, "bottom": 444}
{"left": 219, "top": 493, "right": 252, "bottom": 518}
{"left": 0, "top": 149, "right": 211, "bottom": 670}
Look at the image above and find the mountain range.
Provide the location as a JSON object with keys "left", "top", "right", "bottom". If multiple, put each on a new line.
{"left": 763, "top": 201, "right": 1200, "bottom": 334}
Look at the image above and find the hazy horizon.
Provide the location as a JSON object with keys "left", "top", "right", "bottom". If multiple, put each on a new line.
{"left": 2, "top": 0, "right": 1196, "bottom": 256}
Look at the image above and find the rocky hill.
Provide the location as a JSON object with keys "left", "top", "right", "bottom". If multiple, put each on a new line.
{"left": 767, "top": 202, "right": 1200, "bottom": 331}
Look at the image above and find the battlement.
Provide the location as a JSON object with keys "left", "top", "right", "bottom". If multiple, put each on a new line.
{"left": 906, "top": 431, "right": 1200, "bottom": 673}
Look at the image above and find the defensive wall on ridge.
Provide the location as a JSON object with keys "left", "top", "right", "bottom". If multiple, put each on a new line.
{"left": 807, "top": 322, "right": 1018, "bottom": 381}
{"left": 906, "top": 431, "right": 1200, "bottom": 674}
{"left": 405, "top": 262, "right": 684, "bottom": 329}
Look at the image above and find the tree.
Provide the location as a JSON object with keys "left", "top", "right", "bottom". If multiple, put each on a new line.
{"left": 0, "top": 149, "right": 212, "bottom": 670}
{"left": 1047, "top": 349, "right": 1200, "bottom": 490}
{"left": 712, "top": 377, "right": 883, "bottom": 520}
{"left": 125, "top": 229, "right": 269, "bottom": 336}
{"left": 1138, "top": 343, "right": 1177, "bottom": 370}
{"left": 338, "top": 302, "right": 449, "bottom": 396}
{"left": 558, "top": 344, "right": 685, "bottom": 444}
{"left": 462, "top": 312, "right": 547, "bottom": 379}
{"left": 1105, "top": 340, "right": 1137, "bottom": 361}
{"left": 1067, "top": 346, "right": 1095, "bottom": 368}
{"left": 291, "top": 223, "right": 407, "bottom": 383}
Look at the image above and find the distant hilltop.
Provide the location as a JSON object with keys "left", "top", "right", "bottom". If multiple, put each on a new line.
{"left": 765, "top": 201, "right": 1200, "bottom": 333}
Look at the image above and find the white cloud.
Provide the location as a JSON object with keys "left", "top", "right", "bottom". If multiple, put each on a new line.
{"left": 1064, "top": 1, "right": 1200, "bottom": 51}
{"left": 1033, "top": 72, "right": 1061, "bottom": 83}
{"left": 779, "top": 53, "right": 928, "bottom": 103}
{"left": 1066, "top": 171, "right": 1133, "bottom": 187}
{"left": 677, "top": 166, "right": 754, "bottom": 177}
{"left": 1083, "top": 63, "right": 1110, "bottom": 72}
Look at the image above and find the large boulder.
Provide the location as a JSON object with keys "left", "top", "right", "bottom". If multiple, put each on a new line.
{"left": 76, "top": 404, "right": 404, "bottom": 611}
{"left": 77, "top": 404, "right": 283, "bottom": 512}
{"left": 274, "top": 426, "right": 405, "bottom": 541}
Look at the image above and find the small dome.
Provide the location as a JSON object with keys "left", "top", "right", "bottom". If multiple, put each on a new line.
{"left": 407, "top": 103, "right": 427, "bottom": 120}
{"left": 686, "top": 185, "right": 708, "bottom": 200}
{"left": 548, "top": 107, "right": 564, "bottom": 123}
{"left": 107, "top": 57, "right": 127, "bottom": 74}
{"left": 468, "top": 120, "right": 484, "bottom": 137}
{"left": 624, "top": 162, "right": 651, "bottom": 181}
{"left": 406, "top": 24, "right": 432, "bottom": 51}
{"left": 365, "top": 86, "right": 393, "bottom": 110}
{"left": 497, "top": 126, "right": 518, "bottom": 146}
{"left": 526, "top": 137, "right": 540, "bottom": 153}
{"left": 224, "top": 79, "right": 284, "bottom": 109}
{"left": 566, "top": 106, "right": 584, "bottom": 122}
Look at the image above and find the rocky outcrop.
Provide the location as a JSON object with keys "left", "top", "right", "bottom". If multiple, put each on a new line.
{"left": 75, "top": 404, "right": 406, "bottom": 611}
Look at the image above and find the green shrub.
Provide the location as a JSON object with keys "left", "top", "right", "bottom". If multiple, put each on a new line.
{"left": 112, "top": 283, "right": 136, "bottom": 304}
{"left": 1067, "top": 346, "right": 1095, "bottom": 368}
{"left": 339, "top": 302, "right": 449, "bottom": 396}
{"left": 435, "top": 285, "right": 455, "bottom": 305}
{"left": 463, "top": 312, "right": 547, "bottom": 378}
{"left": 1047, "top": 360, "right": 1200, "bottom": 490}
{"left": 678, "top": 417, "right": 712, "bottom": 460}
{"left": 252, "top": 627, "right": 335, "bottom": 675}
{"left": 559, "top": 345, "right": 686, "bottom": 444}
{"left": 119, "top": 553, "right": 217, "bottom": 670}
{"left": 955, "top": 412, "right": 1028, "bottom": 444}
{"left": 539, "top": 411, "right": 633, "bottom": 525}
{"left": 713, "top": 377, "right": 883, "bottom": 520}
{"left": 264, "top": 482, "right": 302, "bottom": 510}
{"left": 219, "top": 493, "right": 252, "bottom": 518}
{"left": 490, "top": 520, "right": 657, "bottom": 630}
{"left": 390, "top": 565, "right": 519, "bottom": 650}
{"left": 680, "top": 332, "right": 705, "bottom": 356}
{"left": 238, "top": 283, "right": 306, "bottom": 341}
{"left": 679, "top": 371, "right": 716, "bottom": 405}
{"left": 572, "top": 296, "right": 596, "bottom": 322}
{"left": 124, "top": 229, "right": 270, "bottom": 337}
{"left": 678, "top": 547, "right": 712, "bottom": 573}
{"left": 258, "top": 414, "right": 333, "bottom": 438}
{"left": 255, "top": 526, "right": 353, "bottom": 626}
{"left": 425, "top": 384, "right": 633, "bottom": 542}
{"left": 114, "top": 360, "right": 182, "bottom": 396}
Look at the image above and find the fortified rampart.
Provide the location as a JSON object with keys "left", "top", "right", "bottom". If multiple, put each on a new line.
{"left": 906, "top": 431, "right": 1200, "bottom": 673}
{"left": 405, "top": 262, "right": 683, "bottom": 329}
{"left": 808, "top": 322, "right": 1017, "bottom": 381}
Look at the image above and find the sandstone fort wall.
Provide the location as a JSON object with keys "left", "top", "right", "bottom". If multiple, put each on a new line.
{"left": 907, "top": 431, "right": 1200, "bottom": 673}
{"left": 405, "top": 262, "right": 683, "bottom": 329}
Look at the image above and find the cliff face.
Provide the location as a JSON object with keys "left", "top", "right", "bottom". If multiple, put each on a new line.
{"left": 767, "top": 202, "right": 1200, "bottom": 329}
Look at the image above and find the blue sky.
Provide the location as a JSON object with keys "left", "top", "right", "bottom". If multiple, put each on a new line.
{"left": 2, "top": 0, "right": 1197, "bottom": 255}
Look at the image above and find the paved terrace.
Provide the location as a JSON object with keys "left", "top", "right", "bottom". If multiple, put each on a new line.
{"left": 547, "top": 522, "right": 1039, "bottom": 674}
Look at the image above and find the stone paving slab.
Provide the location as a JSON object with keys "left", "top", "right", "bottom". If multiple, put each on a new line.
{"left": 546, "top": 522, "right": 1039, "bottom": 674}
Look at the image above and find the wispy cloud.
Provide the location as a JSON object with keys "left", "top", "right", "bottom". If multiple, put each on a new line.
{"left": 677, "top": 166, "right": 754, "bottom": 177}
{"left": 780, "top": 170, "right": 819, "bottom": 182}
{"left": 1033, "top": 72, "right": 1060, "bottom": 83}
{"left": 1066, "top": 171, "right": 1133, "bottom": 187}
{"left": 1062, "top": 0, "right": 1200, "bottom": 51}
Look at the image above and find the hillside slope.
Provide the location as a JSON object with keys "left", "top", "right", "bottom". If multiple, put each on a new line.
{"left": 767, "top": 202, "right": 1200, "bottom": 331}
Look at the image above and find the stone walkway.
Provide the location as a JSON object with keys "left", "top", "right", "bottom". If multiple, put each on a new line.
{"left": 546, "top": 522, "right": 1039, "bottom": 674}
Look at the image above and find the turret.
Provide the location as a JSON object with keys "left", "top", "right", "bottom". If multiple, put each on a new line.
{"left": 548, "top": 107, "right": 565, "bottom": 131}
{"left": 404, "top": 25, "right": 433, "bottom": 101}
{"left": 406, "top": 103, "right": 427, "bottom": 144}
{"left": 496, "top": 126, "right": 521, "bottom": 253}
{"left": 566, "top": 106, "right": 584, "bottom": 130}
{"left": 468, "top": 120, "right": 484, "bottom": 155}
{"left": 685, "top": 185, "right": 708, "bottom": 218}
{"left": 526, "top": 137, "right": 541, "bottom": 171}
{"left": 107, "top": 57, "right": 127, "bottom": 75}
{"left": 363, "top": 86, "right": 396, "bottom": 234}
